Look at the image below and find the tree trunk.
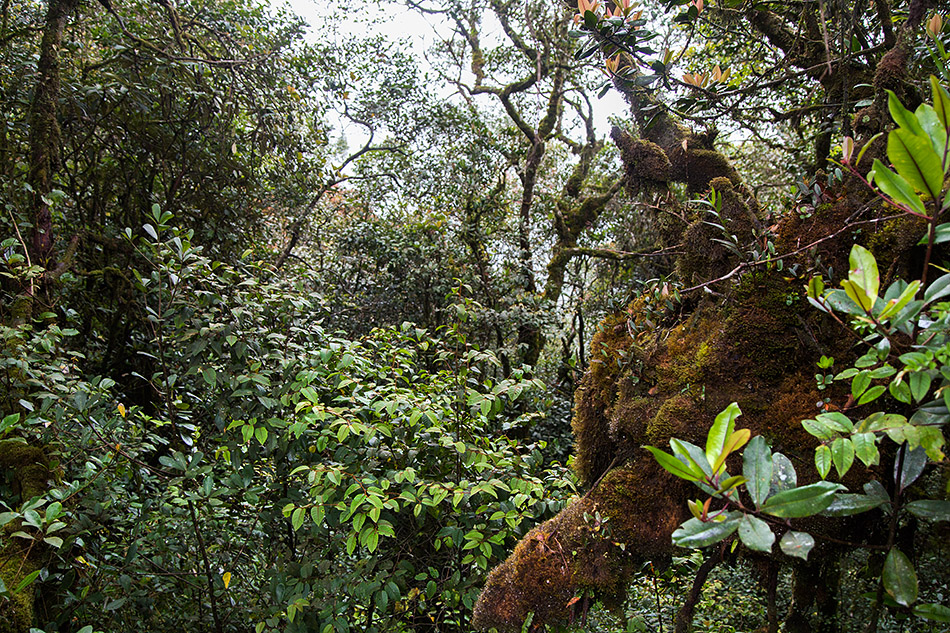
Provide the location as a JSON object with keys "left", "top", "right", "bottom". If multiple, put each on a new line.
{"left": 29, "top": 0, "right": 79, "bottom": 268}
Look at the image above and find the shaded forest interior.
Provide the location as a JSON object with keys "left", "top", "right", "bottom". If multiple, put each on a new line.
{"left": 1, "top": 0, "right": 949, "bottom": 632}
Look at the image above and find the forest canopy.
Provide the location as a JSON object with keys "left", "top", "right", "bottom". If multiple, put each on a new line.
{"left": 0, "top": 0, "right": 949, "bottom": 631}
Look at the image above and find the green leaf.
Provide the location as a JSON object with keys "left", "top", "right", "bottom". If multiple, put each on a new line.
{"left": 870, "top": 159, "right": 927, "bottom": 215}
{"left": 841, "top": 280, "right": 873, "bottom": 313}
{"left": 817, "top": 412, "right": 854, "bottom": 432}
{"left": 672, "top": 514, "right": 741, "bottom": 548}
{"left": 831, "top": 438, "right": 855, "bottom": 477}
{"left": 822, "top": 493, "right": 887, "bottom": 516}
{"left": 915, "top": 104, "right": 949, "bottom": 162}
{"left": 770, "top": 453, "right": 797, "bottom": 493}
{"left": 888, "top": 128, "right": 945, "bottom": 200}
{"left": 803, "top": 418, "right": 836, "bottom": 441}
{"left": 889, "top": 379, "right": 913, "bottom": 403}
{"left": 814, "top": 444, "right": 832, "bottom": 479}
{"left": 14, "top": 569, "right": 41, "bottom": 593}
{"left": 779, "top": 531, "right": 815, "bottom": 560}
{"left": 888, "top": 90, "right": 927, "bottom": 136}
{"left": 904, "top": 500, "right": 950, "bottom": 521}
{"left": 201, "top": 367, "right": 216, "bottom": 388}
{"left": 742, "top": 436, "right": 772, "bottom": 507}
{"left": 913, "top": 602, "right": 950, "bottom": 622}
{"left": 857, "top": 384, "right": 886, "bottom": 404}
{"left": 847, "top": 245, "right": 880, "bottom": 306}
{"left": 761, "top": 481, "right": 844, "bottom": 518}
{"left": 738, "top": 514, "right": 774, "bottom": 552}
{"left": 883, "top": 548, "right": 918, "bottom": 606}
{"left": 291, "top": 507, "right": 305, "bottom": 531}
{"left": 924, "top": 272, "right": 950, "bottom": 303}
{"left": 878, "top": 280, "right": 921, "bottom": 318}
{"left": 930, "top": 76, "right": 950, "bottom": 132}
{"left": 909, "top": 372, "right": 932, "bottom": 402}
{"left": 706, "top": 402, "right": 741, "bottom": 471}
{"left": 671, "top": 439, "right": 714, "bottom": 479}
{"left": 852, "top": 432, "right": 880, "bottom": 466}
{"left": 644, "top": 446, "right": 702, "bottom": 481}
{"left": 712, "top": 429, "right": 750, "bottom": 475}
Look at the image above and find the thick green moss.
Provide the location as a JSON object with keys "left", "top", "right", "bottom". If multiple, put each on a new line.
{"left": 0, "top": 440, "right": 50, "bottom": 501}
{"left": 0, "top": 441, "right": 50, "bottom": 633}
{"left": 0, "top": 546, "right": 37, "bottom": 633}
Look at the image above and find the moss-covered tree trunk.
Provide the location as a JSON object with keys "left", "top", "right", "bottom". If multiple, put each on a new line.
{"left": 24, "top": 0, "right": 80, "bottom": 309}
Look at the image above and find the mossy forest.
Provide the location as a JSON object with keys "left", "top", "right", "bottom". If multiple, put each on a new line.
{"left": 2, "top": 0, "right": 950, "bottom": 631}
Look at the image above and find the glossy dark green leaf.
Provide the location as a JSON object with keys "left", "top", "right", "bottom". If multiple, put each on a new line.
{"left": 672, "top": 514, "right": 740, "bottom": 548}
{"left": 761, "top": 481, "right": 844, "bottom": 518}
{"left": 822, "top": 493, "right": 887, "bottom": 516}
{"left": 913, "top": 602, "right": 950, "bottom": 622}
{"left": 883, "top": 548, "right": 918, "bottom": 606}
{"left": 738, "top": 514, "right": 774, "bottom": 552}
{"left": 770, "top": 452, "right": 797, "bottom": 493}
{"left": 779, "top": 531, "right": 815, "bottom": 560}
{"left": 905, "top": 500, "right": 950, "bottom": 521}
{"left": 742, "top": 436, "right": 772, "bottom": 507}
{"left": 895, "top": 445, "right": 927, "bottom": 493}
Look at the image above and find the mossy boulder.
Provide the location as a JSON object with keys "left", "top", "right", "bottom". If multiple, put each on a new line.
{"left": 0, "top": 440, "right": 51, "bottom": 633}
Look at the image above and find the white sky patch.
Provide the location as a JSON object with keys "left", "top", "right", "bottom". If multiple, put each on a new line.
{"left": 275, "top": 0, "right": 630, "bottom": 149}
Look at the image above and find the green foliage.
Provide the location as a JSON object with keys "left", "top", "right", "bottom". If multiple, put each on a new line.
{"left": 0, "top": 207, "right": 573, "bottom": 632}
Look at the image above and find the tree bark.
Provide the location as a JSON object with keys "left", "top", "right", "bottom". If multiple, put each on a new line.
{"left": 29, "top": 0, "right": 80, "bottom": 268}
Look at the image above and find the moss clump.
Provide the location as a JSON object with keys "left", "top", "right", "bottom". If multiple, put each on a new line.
{"left": 573, "top": 313, "right": 634, "bottom": 486}
{"left": 611, "top": 128, "right": 672, "bottom": 194}
{"left": 591, "top": 459, "right": 691, "bottom": 559}
{"left": 645, "top": 394, "right": 705, "bottom": 446}
{"left": 669, "top": 147, "right": 740, "bottom": 194}
{"left": 0, "top": 544, "right": 37, "bottom": 633}
{"left": 0, "top": 441, "right": 50, "bottom": 633}
{"left": 0, "top": 441, "right": 50, "bottom": 502}
{"left": 676, "top": 178, "right": 759, "bottom": 285}
{"left": 471, "top": 497, "right": 598, "bottom": 631}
